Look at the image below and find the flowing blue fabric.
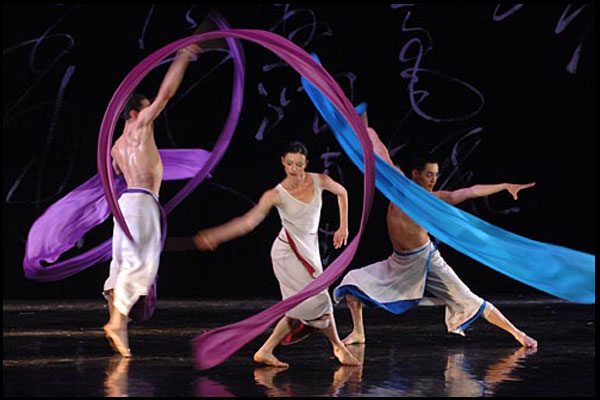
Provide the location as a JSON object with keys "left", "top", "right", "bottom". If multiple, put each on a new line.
{"left": 301, "top": 54, "right": 594, "bottom": 304}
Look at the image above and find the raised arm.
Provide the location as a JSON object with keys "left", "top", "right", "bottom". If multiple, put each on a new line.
{"left": 137, "top": 43, "right": 204, "bottom": 126}
{"left": 436, "top": 182, "right": 536, "bottom": 205}
{"left": 193, "top": 189, "right": 280, "bottom": 251}
{"left": 319, "top": 174, "right": 348, "bottom": 248}
{"left": 367, "top": 127, "right": 405, "bottom": 176}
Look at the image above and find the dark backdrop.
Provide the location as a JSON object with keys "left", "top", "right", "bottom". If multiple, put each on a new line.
{"left": 3, "top": 4, "right": 595, "bottom": 300}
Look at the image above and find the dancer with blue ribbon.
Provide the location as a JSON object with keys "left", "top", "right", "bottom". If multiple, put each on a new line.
{"left": 301, "top": 54, "right": 594, "bottom": 305}
{"left": 300, "top": 53, "right": 595, "bottom": 349}
{"left": 333, "top": 108, "right": 538, "bottom": 347}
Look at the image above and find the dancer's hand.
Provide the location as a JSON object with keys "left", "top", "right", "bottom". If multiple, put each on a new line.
{"left": 506, "top": 182, "right": 536, "bottom": 200}
{"left": 333, "top": 227, "right": 348, "bottom": 249}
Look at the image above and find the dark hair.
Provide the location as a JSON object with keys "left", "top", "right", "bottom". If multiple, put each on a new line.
{"left": 121, "top": 93, "right": 149, "bottom": 120}
{"left": 407, "top": 153, "right": 439, "bottom": 173}
{"left": 281, "top": 141, "right": 308, "bottom": 158}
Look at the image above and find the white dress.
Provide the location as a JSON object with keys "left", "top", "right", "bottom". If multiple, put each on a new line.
{"left": 270, "top": 173, "right": 333, "bottom": 327}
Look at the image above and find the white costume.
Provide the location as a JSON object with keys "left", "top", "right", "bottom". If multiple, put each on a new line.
{"left": 271, "top": 173, "right": 333, "bottom": 328}
{"left": 103, "top": 188, "right": 162, "bottom": 316}
{"left": 334, "top": 241, "right": 486, "bottom": 335}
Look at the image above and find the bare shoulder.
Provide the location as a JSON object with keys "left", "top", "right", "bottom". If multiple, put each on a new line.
{"left": 136, "top": 106, "right": 158, "bottom": 128}
{"left": 138, "top": 105, "right": 155, "bottom": 118}
{"left": 111, "top": 137, "right": 125, "bottom": 156}
{"left": 262, "top": 187, "right": 282, "bottom": 206}
{"left": 318, "top": 173, "right": 347, "bottom": 196}
{"left": 130, "top": 119, "right": 153, "bottom": 140}
{"left": 318, "top": 173, "right": 342, "bottom": 185}
{"left": 318, "top": 173, "right": 332, "bottom": 183}
{"left": 317, "top": 173, "right": 337, "bottom": 189}
{"left": 264, "top": 187, "right": 280, "bottom": 197}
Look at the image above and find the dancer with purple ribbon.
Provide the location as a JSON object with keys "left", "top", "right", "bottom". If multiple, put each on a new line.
{"left": 334, "top": 108, "right": 538, "bottom": 349}
{"left": 194, "top": 141, "right": 361, "bottom": 368}
{"left": 103, "top": 41, "right": 205, "bottom": 358}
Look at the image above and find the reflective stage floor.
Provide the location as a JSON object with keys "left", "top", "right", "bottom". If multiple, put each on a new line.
{"left": 3, "top": 297, "right": 595, "bottom": 397}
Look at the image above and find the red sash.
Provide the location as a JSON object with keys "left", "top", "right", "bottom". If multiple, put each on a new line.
{"left": 284, "top": 229, "right": 316, "bottom": 278}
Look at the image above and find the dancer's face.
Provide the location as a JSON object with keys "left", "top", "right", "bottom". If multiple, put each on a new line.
{"left": 412, "top": 162, "right": 440, "bottom": 192}
{"left": 281, "top": 152, "right": 307, "bottom": 179}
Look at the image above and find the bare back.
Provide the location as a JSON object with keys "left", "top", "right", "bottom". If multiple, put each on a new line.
{"left": 111, "top": 121, "right": 163, "bottom": 195}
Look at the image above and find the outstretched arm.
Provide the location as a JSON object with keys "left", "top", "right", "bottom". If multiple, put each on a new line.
{"left": 436, "top": 182, "right": 536, "bottom": 205}
{"left": 193, "top": 189, "right": 280, "bottom": 251}
{"left": 319, "top": 174, "right": 348, "bottom": 248}
{"left": 138, "top": 43, "right": 204, "bottom": 126}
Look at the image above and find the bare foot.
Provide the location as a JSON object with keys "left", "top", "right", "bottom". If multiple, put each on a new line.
{"left": 342, "top": 331, "right": 365, "bottom": 345}
{"left": 522, "top": 334, "right": 538, "bottom": 349}
{"left": 104, "top": 324, "right": 132, "bottom": 358}
{"left": 346, "top": 343, "right": 366, "bottom": 364}
{"left": 253, "top": 350, "right": 289, "bottom": 368}
{"left": 333, "top": 345, "right": 362, "bottom": 366}
{"left": 518, "top": 333, "right": 538, "bottom": 349}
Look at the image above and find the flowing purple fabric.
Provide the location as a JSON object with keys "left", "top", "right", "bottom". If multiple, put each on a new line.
{"left": 23, "top": 149, "right": 211, "bottom": 282}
